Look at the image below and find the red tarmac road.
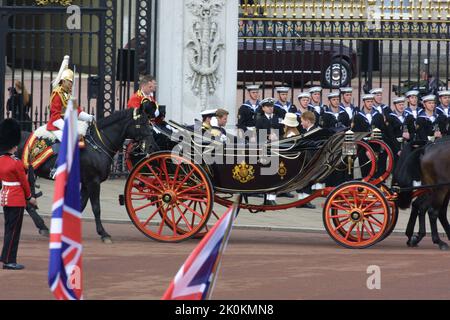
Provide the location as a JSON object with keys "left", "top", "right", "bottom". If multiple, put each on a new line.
{"left": 1, "top": 217, "right": 450, "bottom": 300}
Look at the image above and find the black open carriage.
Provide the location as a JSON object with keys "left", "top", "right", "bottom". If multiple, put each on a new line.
{"left": 121, "top": 120, "right": 398, "bottom": 249}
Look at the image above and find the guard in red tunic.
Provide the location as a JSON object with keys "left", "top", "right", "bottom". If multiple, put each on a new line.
{"left": 0, "top": 119, "right": 38, "bottom": 270}
{"left": 47, "top": 56, "right": 95, "bottom": 142}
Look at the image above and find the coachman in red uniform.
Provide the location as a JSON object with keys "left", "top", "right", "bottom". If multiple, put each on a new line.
{"left": 0, "top": 119, "right": 38, "bottom": 270}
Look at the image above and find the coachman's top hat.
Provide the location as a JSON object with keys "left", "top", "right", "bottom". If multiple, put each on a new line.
{"left": 0, "top": 119, "right": 21, "bottom": 152}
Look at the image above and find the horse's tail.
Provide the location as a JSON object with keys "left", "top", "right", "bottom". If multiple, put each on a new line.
{"left": 394, "top": 142, "right": 425, "bottom": 209}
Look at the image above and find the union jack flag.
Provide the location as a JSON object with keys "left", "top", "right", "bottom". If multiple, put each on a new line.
{"left": 48, "top": 98, "right": 83, "bottom": 300}
{"left": 162, "top": 200, "right": 239, "bottom": 300}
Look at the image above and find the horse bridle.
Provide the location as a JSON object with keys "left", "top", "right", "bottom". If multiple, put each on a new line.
{"left": 87, "top": 110, "right": 152, "bottom": 159}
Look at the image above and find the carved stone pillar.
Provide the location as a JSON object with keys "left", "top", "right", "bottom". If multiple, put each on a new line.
{"left": 157, "top": 0, "right": 238, "bottom": 126}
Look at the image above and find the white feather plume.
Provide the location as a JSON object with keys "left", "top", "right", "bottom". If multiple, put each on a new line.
{"left": 52, "top": 55, "right": 70, "bottom": 89}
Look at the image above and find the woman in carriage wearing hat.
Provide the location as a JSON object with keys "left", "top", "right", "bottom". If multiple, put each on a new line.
{"left": 0, "top": 119, "right": 38, "bottom": 270}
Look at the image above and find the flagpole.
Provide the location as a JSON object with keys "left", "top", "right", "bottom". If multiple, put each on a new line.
{"left": 205, "top": 194, "right": 242, "bottom": 300}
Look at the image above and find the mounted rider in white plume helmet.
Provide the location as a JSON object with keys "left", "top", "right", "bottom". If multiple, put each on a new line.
{"left": 46, "top": 55, "right": 95, "bottom": 142}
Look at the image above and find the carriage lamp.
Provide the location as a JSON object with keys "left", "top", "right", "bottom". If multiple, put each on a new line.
{"left": 342, "top": 130, "right": 357, "bottom": 157}
{"left": 371, "top": 128, "right": 382, "bottom": 140}
{"left": 343, "top": 130, "right": 357, "bottom": 175}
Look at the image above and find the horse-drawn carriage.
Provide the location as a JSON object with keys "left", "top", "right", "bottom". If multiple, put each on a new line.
{"left": 120, "top": 120, "right": 398, "bottom": 249}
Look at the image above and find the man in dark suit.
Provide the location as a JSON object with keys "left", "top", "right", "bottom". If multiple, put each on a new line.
{"left": 255, "top": 98, "right": 283, "bottom": 143}
{"left": 255, "top": 98, "right": 283, "bottom": 205}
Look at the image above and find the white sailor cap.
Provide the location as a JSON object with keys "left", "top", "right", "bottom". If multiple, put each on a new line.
{"left": 309, "top": 86, "right": 322, "bottom": 94}
{"left": 362, "top": 94, "right": 375, "bottom": 101}
{"left": 422, "top": 95, "right": 436, "bottom": 102}
{"left": 260, "top": 97, "right": 276, "bottom": 106}
{"left": 327, "top": 92, "right": 340, "bottom": 99}
{"left": 405, "top": 90, "right": 420, "bottom": 98}
{"left": 276, "top": 87, "right": 290, "bottom": 93}
{"left": 340, "top": 87, "right": 353, "bottom": 94}
{"left": 246, "top": 84, "right": 261, "bottom": 91}
{"left": 438, "top": 90, "right": 450, "bottom": 97}
{"left": 200, "top": 109, "right": 218, "bottom": 117}
{"left": 393, "top": 97, "right": 406, "bottom": 104}
{"left": 370, "top": 88, "right": 383, "bottom": 95}
{"left": 297, "top": 92, "right": 311, "bottom": 99}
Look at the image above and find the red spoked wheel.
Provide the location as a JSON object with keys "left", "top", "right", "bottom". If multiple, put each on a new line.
{"left": 367, "top": 139, "right": 394, "bottom": 186}
{"left": 355, "top": 141, "right": 377, "bottom": 182}
{"left": 379, "top": 183, "right": 399, "bottom": 241}
{"left": 124, "top": 151, "right": 214, "bottom": 242}
{"left": 323, "top": 181, "right": 390, "bottom": 249}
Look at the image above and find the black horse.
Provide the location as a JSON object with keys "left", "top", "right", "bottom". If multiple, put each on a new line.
{"left": 18, "top": 105, "right": 158, "bottom": 243}
{"left": 395, "top": 138, "right": 450, "bottom": 250}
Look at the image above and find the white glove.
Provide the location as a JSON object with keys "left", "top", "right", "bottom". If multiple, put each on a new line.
{"left": 79, "top": 112, "right": 95, "bottom": 123}
{"left": 53, "top": 118, "right": 65, "bottom": 130}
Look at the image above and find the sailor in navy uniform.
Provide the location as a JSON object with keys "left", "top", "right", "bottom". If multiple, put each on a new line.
{"left": 370, "top": 88, "right": 390, "bottom": 117}
{"left": 274, "top": 87, "right": 296, "bottom": 118}
{"left": 296, "top": 92, "right": 320, "bottom": 128}
{"left": 416, "top": 95, "right": 443, "bottom": 142}
{"left": 255, "top": 98, "right": 283, "bottom": 206}
{"left": 237, "top": 84, "right": 261, "bottom": 133}
{"left": 405, "top": 90, "right": 422, "bottom": 120}
{"left": 340, "top": 87, "right": 358, "bottom": 120}
{"left": 308, "top": 86, "right": 326, "bottom": 115}
{"left": 436, "top": 90, "right": 450, "bottom": 135}
{"left": 352, "top": 94, "right": 385, "bottom": 178}
{"left": 384, "top": 97, "right": 415, "bottom": 165}
{"left": 321, "top": 92, "right": 351, "bottom": 129}
{"left": 320, "top": 92, "right": 351, "bottom": 187}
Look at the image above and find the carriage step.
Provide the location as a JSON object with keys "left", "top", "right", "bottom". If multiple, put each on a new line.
{"left": 119, "top": 194, "right": 125, "bottom": 206}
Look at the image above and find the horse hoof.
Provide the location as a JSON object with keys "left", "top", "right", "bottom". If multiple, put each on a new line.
{"left": 102, "top": 237, "right": 113, "bottom": 244}
{"left": 439, "top": 243, "right": 449, "bottom": 251}
{"left": 39, "top": 229, "right": 50, "bottom": 237}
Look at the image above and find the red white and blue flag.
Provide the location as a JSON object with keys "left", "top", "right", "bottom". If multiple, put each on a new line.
{"left": 48, "top": 98, "right": 83, "bottom": 300}
{"left": 162, "top": 201, "right": 239, "bottom": 300}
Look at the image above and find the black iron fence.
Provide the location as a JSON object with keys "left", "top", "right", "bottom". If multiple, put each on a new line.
{"left": 0, "top": 0, "right": 157, "bottom": 176}
{"left": 238, "top": 0, "right": 450, "bottom": 105}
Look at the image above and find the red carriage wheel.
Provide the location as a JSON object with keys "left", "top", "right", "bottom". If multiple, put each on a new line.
{"left": 323, "top": 181, "right": 390, "bottom": 249}
{"left": 355, "top": 141, "right": 377, "bottom": 182}
{"left": 379, "top": 183, "right": 399, "bottom": 241}
{"left": 367, "top": 139, "right": 394, "bottom": 186}
{"left": 124, "top": 151, "right": 213, "bottom": 242}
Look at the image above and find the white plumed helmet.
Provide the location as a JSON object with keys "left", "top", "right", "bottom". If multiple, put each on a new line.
{"left": 52, "top": 55, "right": 70, "bottom": 89}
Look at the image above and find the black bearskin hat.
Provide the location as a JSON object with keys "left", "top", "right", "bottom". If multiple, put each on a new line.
{"left": 0, "top": 118, "right": 21, "bottom": 152}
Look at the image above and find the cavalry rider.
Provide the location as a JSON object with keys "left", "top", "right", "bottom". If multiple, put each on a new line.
{"left": 339, "top": 87, "right": 358, "bottom": 120}
{"left": 352, "top": 94, "right": 385, "bottom": 178}
{"left": 237, "top": 84, "right": 261, "bottom": 133}
{"left": 0, "top": 119, "right": 38, "bottom": 270}
{"left": 416, "top": 95, "right": 443, "bottom": 142}
{"left": 274, "top": 87, "right": 296, "bottom": 118}
{"left": 436, "top": 90, "right": 450, "bottom": 135}
{"left": 405, "top": 90, "right": 422, "bottom": 119}
{"left": 384, "top": 97, "right": 415, "bottom": 163}
{"left": 321, "top": 92, "right": 351, "bottom": 129}
{"left": 47, "top": 57, "right": 95, "bottom": 142}
{"left": 370, "top": 88, "right": 390, "bottom": 117}
{"left": 308, "top": 86, "right": 325, "bottom": 115}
